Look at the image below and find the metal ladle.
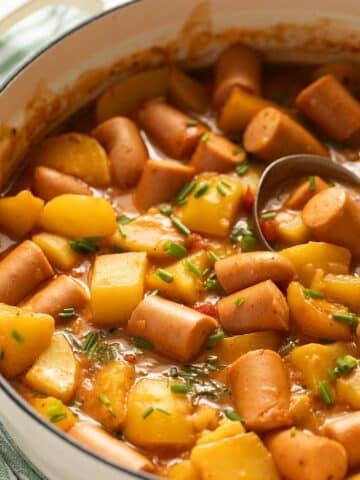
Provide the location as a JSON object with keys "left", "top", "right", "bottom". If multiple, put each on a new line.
{"left": 253, "top": 154, "right": 360, "bottom": 251}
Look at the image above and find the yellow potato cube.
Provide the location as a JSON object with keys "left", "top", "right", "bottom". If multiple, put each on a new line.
{"left": 281, "top": 242, "right": 351, "bottom": 287}
{"left": 237, "top": 162, "right": 263, "bottom": 191}
{"left": 169, "top": 66, "right": 209, "bottom": 113}
{"left": 96, "top": 67, "right": 169, "bottom": 121}
{"left": 168, "top": 461, "right": 200, "bottom": 480}
{"left": 31, "top": 396, "right": 76, "bottom": 432}
{"left": 124, "top": 378, "right": 194, "bottom": 448}
{"left": 275, "top": 210, "right": 310, "bottom": 246}
{"left": 321, "top": 274, "right": 360, "bottom": 314}
{"left": 288, "top": 342, "right": 354, "bottom": 394}
{"left": 25, "top": 334, "right": 78, "bottom": 403}
{"left": 337, "top": 366, "right": 360, "bottom": 409}
{"left": 0, "top": 304, "right": 54, "bottom": 378}
{"left": 111, "top": 214, "right": 185, "bottom": 260}
{"left": 191, "top": 432, "right": 280, "bottom": 480}
{"left": 32, "top": 233, "right": 81, "bottom": 270}
{"left": 40, "top": 194, "right": 117, "bottom": 239}
{"left": 0, "top": 190, "right": 43, "bottom": 238}
{"left": 176, "top": 173, "right": 242, "bottom": 237}
{"left": 192, "top": 405, "right": 219, "bottom": 432}
{"left": 90, "top": 252, "right": 147, "bottom": 326}
{"left": 196, "top": 418, "right": 245, "bottom": 445}
{"left": 33, "top": 133, "right": 110, "bottom": 186}
{"left": 146, "top": 250, "right": 211, "bottom": 304}
{"left": 83, "top": 360, "right": 135, "bottom": 431}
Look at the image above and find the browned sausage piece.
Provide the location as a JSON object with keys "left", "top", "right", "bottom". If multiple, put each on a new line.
{"left": 285, "top": 175, "right": 329, "bottom": 209}
{"left": 296, "top": 74, "right": 360, "bottom": 144}
{"left": 69, "top": 422, "right": 154, "bottom": 472}
{"left": 0, "top": 240, "right": 54, "bottom": 305}
{"left": 127, "top": 295, "right": 218, "bottom": 362}
{"left": 134, "top": 159, "right": 195, "bottom": 211}
{"left": 33, "top": 166, "right": 92, "bottom": 201}
{"left": 217, "top": 280, "right": 289, "bottom": 334}
{"left": 243, "top": 107, "right": 328, "bottom": 162}
{"left": 302, "top": 187, "right": 360, "bottom": 258}
{"left": 323, "top": 412, "right": 360, "bottom": 467}
{"left": 23, "top": 275, "right": 88, "bottom": 319}
{"left": 266, "top": 428, "right": 347, "bottom": 480}
{"left": 213, "top": 44, "right": 262, "bottom": 109}
{"left": 215, "top": 251, "right": 296, "bottom": 294}
{"left": 189, "top": 132, "right": 246, "bottom": 172}
{"left": 312, "top": 62, "right": 360, "bottom": 96}
{"left": 137, "top": 98, "right": 207, "bottom": 159}
{"left": 229, "top": 349, "right": 292, "bottom": 431}
{"left": 92, "top": 117, "right": 148, "bottom": 188}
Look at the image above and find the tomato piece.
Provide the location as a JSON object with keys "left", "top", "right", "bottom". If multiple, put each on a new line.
{"left": 259, "top": 218, "right": 278, "bottom": 243}
{"left": 186, "top": 233, "right": 207, "bottom": 252}
{"left": 242, "top": 186, "right": 255, "bottom": 213}
{"left": 193, "top": 302, "right": 217, "bottom": 318}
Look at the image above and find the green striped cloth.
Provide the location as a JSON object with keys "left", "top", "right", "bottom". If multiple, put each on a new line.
{"left": 0, "top": 6, "right": 90, "bottom": 477}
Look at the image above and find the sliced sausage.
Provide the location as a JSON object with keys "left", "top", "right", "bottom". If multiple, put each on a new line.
{"left": 217, "top": 280, "right": 289, "bottom": 334}
{"left": 33, "top": 166, "right": 92, "bottom": 201}
{"left": 127, "top": 295, "right": 218, "bottom": 362}
{"left": 137, "top": 98, "right": 207, "bottom": 159}
{"left": 243, "top": 107, "right": 328, "bottom": 162}
{"left": 285, "top": 175, "right": 329, "bottom": 209}
{"left": 213, "top": 44, "right": 262, "bottom": 109}
{"left": 189, "top": 132, "right": 246, "bottom": 172}
{"left": 215, "top": 251, "right": 296, "bottom": 294}
{"left": 134, "top": 159, "right": 195, "bottom": 211}
{"left": 296, "top": 74, "right": 360, "bottom": 144}
{"left": 312, "top": 62, "right": 360, "bottom": 96}
{"left": 23, "top": 275, "right": 88, "bottom": 319}
{"left": 266, "top": 428, "right": 347, "bottom": 480}
{"left": 69, "top": 422, "right": 154, "bottom": 472}
{"left": 323, "top": 412, "right": 360, "bottom": 467}
{"left": 92, "top": 117, "right": 148, "bottom": 188}
{"left": 0, "top": 240, "right": 54, "bottom": 305}
{"left": 302, "top": 187, "right": 360, "bottom": 258}
{"left": 229, "top": 349, "right": 292, "bottom": 431}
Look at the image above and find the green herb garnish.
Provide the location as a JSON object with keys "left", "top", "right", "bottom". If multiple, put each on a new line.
{"left": 171, "top": 216, "right": 190, "bottom": 236}
{"left": 164, "top": 240, "right": 187, "bottom": 258}
{"left": 175, "top": 181, "right": 197, "bottom": 204}
{"left": 261, "top": 211, "right": 277, "bottom": 220}
{"left": 132, "top": 337, "right": 154, "bottom": 350}
{"left": 184, "top": 259, "right": 202, "bottom": 277}
{"left": 318, "top": 380, "right": 334, "bottom": 405}
{"left": 170, "top": 384, "right": 190, "bottom": 394}
{"left": 235, "top": 162, "right": 249, "bottom": 176}
{"left": 224, "top": 408, "right": 244, "bottom": 422}
{"left": 47, "top": 399, "right": 67, "bottom": 423}
{"left": 11, "top": 330, "right": 25, "bottom": 343}
{"left": 142, "top": 407, "right": 154, "bottom": 419}
{"left": 58, "top": 307, "right": 77, "bottom": 319}
{"left": 241, "top": 235, "right": 257, "bottom": 252}
{"left": 194, "top": 182, "right": 209, "bottom": 198}
{"left": 159, "top": 204, "right": 172, "bottom": 216}
{"left": 216, "top": 183, "right": 227, "bottom": 196}
{"left": 308, "top": 175, "right": 316, "bottom": 191}
{"left": 303, "top": 288, "right": 324, "bottom": 299}
{"left": 332, "top": 312, "right": 358, "bottom": 328}
{"left": 69, "top": 237, "right": 103, "bottom": 254}
{"left": 81, "top": 332, "right": 116, "bottom": 363}
{"left": 200, "top": 132, "right": 210, "bottom": 143}
{"left": 155, "top": 268, "right": 174, "bottom": 283}
{"left": 207, "top": 251, "right": 219, "bottom": 263}
{"left": 207, "top": 329, "right": 225, "bottom": 348}
{"left": 329, "top": 355, "right": 358, "bottom": 379}
{"left": 186, "top": 119, "right": 199, "bottom": 128}
{"left": 234, "top": 298, "right": 245, "bottom": 307}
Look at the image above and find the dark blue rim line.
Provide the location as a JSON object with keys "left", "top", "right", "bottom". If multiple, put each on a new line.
{"left": 0, "top": 1, "right": 156, "bottom": 478}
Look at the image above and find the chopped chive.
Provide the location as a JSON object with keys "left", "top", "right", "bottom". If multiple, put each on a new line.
{"left": 318, "top": 380, "right": 334, "bottom": 405}
{"left": 332, "top": 311, "right": 358, "bottom": 327}
{"left": 220, "top": 180, "right": 232, "bottom": 188}
{"left": 171, "top": 216, "right": 190, "bottom": 236}
{"left": 308, "top": 175, "right": 316, "bottom": 191}
{"left": 47, "top": 399, "right": 67, "bottom": 423}
{"left": 186, "top": 119, "right": 199, "bottom": 128}
{"left": 224, "top": 408, "right": 244, "bottom": 422}
{"left": 330, "top": 355, "right": 358, "bottom": 379}
{"left": 303, "top": 288, "right": 324, "bottom": 299}
{"left": 58, "top": 307, "right": 77, "bottom": 319}
{"left": 203, "top": 276, "right": 223, "bottom": 294}
{"left": 11, "top": 330, "right": 24, "bottom": 343}
{"left": 207, "top": 329, "right": 225, "bottom": 348}
{"left": 241, "top": 235, "right": 257, "bottom": 252}
{"left": 82, "top": 332, "right": 97, "bottom": 352}
{"left": 233, "top": 146, "right": 244, "bottom": 156}
{"left": 49, "top": 412, "right": 67, "bottom": 423}
{"left": 194, "top": 182, "right": 209, "bottom": 198}
{"left": 207, "top": 251, "right": 219, "bottom": 263}
{"left": 175, "top": 181, "right": 197, "bottom": 204}
{"left": 156, "top": 408, "right": 171, "bottom": 416}
{"left": 146, "top": 289, "right": 160, "bottom": 297}
{"left": 290, "top": 426, "right": 297, "bottom": 438}
{"left": 164, "top": 240, "right": 187, "bottom": 258}
{"left": 170, "top": 384, "right": 190, "bottom": 394}
{"left": 234, "top": 297, "right": 245, "bottom": 307}
{"left": 0, "top": 349, "right": 4, "bottom": 360}
{"left": 98, "top": 394, "right": 111, "bottom": 407}
{"left": 69, "top": 237, "right": 103, "bottom": 254}
{"left": 200, "top": 132, "right": 210, "bottom": 143}
{"left": 184, "top": 259, "right": 202, "bottom": 277}
{"left": 261, "top": 211, "right": 277, "bottom": 220}
{"left": 132, "top": 337, "right": 154, "bottom": 350}
{"left": 216, "top": 183, "right": 227, "bottom": 196}
{"left": 235, "top": 162, "right": 249, "bottom": 176}
{"left": 155, "top": 268, "right": 174, "bottom": 283}
{"left": 142, "top": 407, "right": 154, "bottom": 419}
{"left": 159, "top": 204, "right": 172, "bottom": 216}
{"left": 117, "top": 215, "right": 132, "bottom": 225}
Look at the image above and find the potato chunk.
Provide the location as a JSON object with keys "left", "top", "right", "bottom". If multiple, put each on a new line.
{"left": 90, "top": 252, "right": 147, "bottom": 326}
{"left": 337, "top": 366, "right": 360, "bottom": 409}
{"left": 31, "top": 396, "right": 76, "bottom": 432}
{"left": 281, "top": 242, "right": 351, "bottom": 287}
{"left": 196, "top": 418, "right": 245, "bottom": 445}
{"left": 0, "top": 304, "right": 54, "bottom": 378}
{"left": 25, "top": 334, "right": 78, "bottom": 403}
{"left": 190, "top": 432, "right": 280, "bottom": 480}
{"left": 176, "top": 173, "right": 242, "bottom": 237}
{"left": 124, "top": 378, "right": 194, "bottom": 448}
{"left": 169, "top": 66, "right": 209, "bottom": 113}
{"left": 321, "top": 274, "right": 360, "bottom": 313}
{"left": 32, "top": 233, "right": 81, "bottom": 270}
{"left": 146, "top": 250, "right": 211, "bottom": 304}
{"left": 0, "top": 190, "right": 43, "bottom": 238}
{"left": 33, "top": 133, "right": 110, "bottom": 186}
{"left": 275, "top": 210, "right": 310, "bottom": 246}
{"left": 168, "top": 461, "right": 199, "bottom": 480}
{"left": 83, "top": 360, "right": 135, "bottom": 431}
{"left": 40, "top": 194, "right": 117, "bottom": 238}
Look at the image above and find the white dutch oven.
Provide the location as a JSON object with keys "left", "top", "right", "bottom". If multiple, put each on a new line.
{"left": 0, "top": 1, "right": 359, "bottom": 478}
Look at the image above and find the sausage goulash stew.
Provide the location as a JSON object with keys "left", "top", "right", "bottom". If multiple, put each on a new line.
{"left": 1, "top": 45, "right": 360, "bottom": 480}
